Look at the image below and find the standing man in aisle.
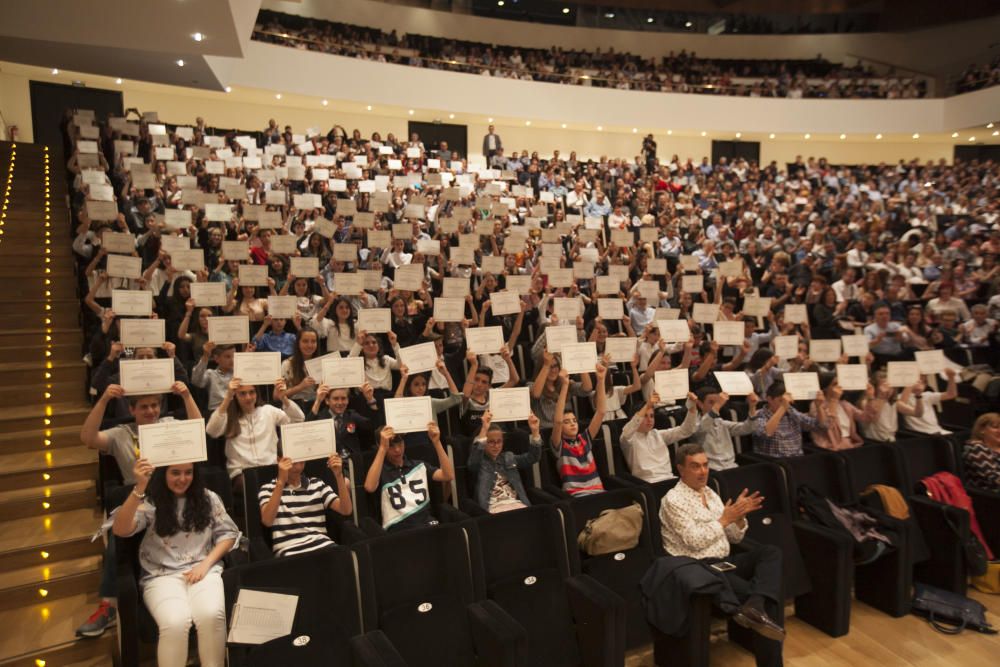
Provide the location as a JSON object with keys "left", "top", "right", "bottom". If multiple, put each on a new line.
{"left": 482, "top": 125, "right": 503, "bottom": 161}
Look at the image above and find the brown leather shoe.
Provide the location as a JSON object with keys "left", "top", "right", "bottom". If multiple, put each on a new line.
{"left": 733, "top": 604, "right": 786, "bottom": 642}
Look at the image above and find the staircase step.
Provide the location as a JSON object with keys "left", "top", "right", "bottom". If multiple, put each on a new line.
{"left": 0, "top": 361, "right": 85, "bottom": 385}
{"left": 0, "top": 594, "right": 115, "bottom": 667}
{"left": 0, "top": 480, "right": 96, "bottom": 521}
{"left": 0, "top": 402, "right": 91, "bottom": 433}
{"left": 0, "top": 509, "right": 104, "bottom": 571}
{"left": 0, "top": 382, "right": 84, "bottom": 407}
{"left": 0, "top": 555, "right": 102, "bottom": 596}
{"left": 0, "top": 425, "right": 86, "bottom": 454}
{"left": 0, "top": 342, "right": 80, "bottom": 364}
{"left": 0, "top": 570, "right": 101, "bottom": 613}
{"left": 0, "top": 328, "right": 82, "bottom": 344}
{"left": 0, "top": 444, "right": 97, "bottom": 475}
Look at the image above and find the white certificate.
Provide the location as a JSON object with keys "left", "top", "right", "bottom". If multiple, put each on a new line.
{"left": 553, "top": 297, "right": 582, "bottom": 321}
{"left": 397, "top": 342, "right": 438, "bottom": 374}
{"left": 333, "top": 243, "right": 358, "bottom": 263}
{"left": 598, "top": 298, "right": 624, "bottom": 321}
{"left": 280, "top": 420, "right": 336, "bottom": 462}
{"left": 841, "top": 335, "right": 870, "bottom": 358}
{"left": 164, "top": 208, "right": 192, "bottom": 230}
{"left": 416, "top": 238, "right": 440, "bottom": 256}
{"left": 119, "top": 319, "right": 165, "bottom": 348}
{"left": 658, "top": 320, "right": 690, "bottom": 343}
{"left": 394, "top": 264, "right": 424, "bottom": 292}
{"left": 714, "top": 372, "right": 755, "bottom": 396}
{"left": 106, "top": 254, "right": 142, "bottom": 279}
{"left": 809, "top": 339, "right": 842, "bottom": 363}
{"left": 836, "top": 364, "right": 869, "bottom": 391}
{"left": 227, "top": 589, "right": 298, "bottom": 646}
{"left": 742, "top": 297, "right": 772, "bottom": 318}
{"left": 692, "top": 303, "right": 720, "bottom": 324}
{"left": 548, "top": 269, "right": 574, "bottom": 289}
{"left": 357, "top": 308, "right": 391, "bottom": 333}
{"left": 266, "top": 296, "right": 298, "bottom": 319}
{"left": 784, "top": 372, "right": 821, "bottom": 400}
{"left": 682, "top": 275, "right": 704, "bottom": 293}
{"left": 503, "top": 275, "right": 531, "bottom": 295}
{"left": 481, "top": 256, "right": 504, "bottom": 274}
{"left": 334, "top": 273, "right": 365, "bottom": 295}
{"left": 160, "top": 236, "right": 190, "bottom": 255}
{"left": 647, "top": 258, "right": 668, "bottom": 275}
{"left": 120, "top": 358, "right": 174, "bottom": 395}
{"left": 596, "top": 276, "right": 620, "bottom": 295}
{"left": 103, "top": 231, "right": 136, "bottom": 254}
{"left": 138, "top": 419, "right": 207, "bottom": 467}
{"left": 222, "top": 241, "right": 249, "bottom": 261}
{"left": 190, "top": 282, "right": 227, "bottom": 307}
{"left": 561, "top": 342, "right": 598, "bottom": 375}
{"left": 234, "top": 352, "right": 282, "bottom": 386}
{"left": 718, "top": 259, "right": 744, "bottom": 278}
{"left": 773, "top": 335, "right": 799, "bottom": 359}
{"left": 655, "top": 369, "right": 689, "bottom": 401}
{"left": 914, "top": 350, "right": 946, "bottom": 376}
{"left": 433, "top": 297, "right": 466, "bottom": 323}
{"left": 714, "top": 321, "right": 745, "bottom": 347}
{"left": 489, "top": 387, "right": 531, "bottom": 423}
{"left": 490, "top": 290, "right": 521, "bottom": 316}
{"left": 170, "top": 249, "right": 204, "bottom": 272}
{"left": 655, "top": 308, "right": 680, "bottom": 321}
{"left": 545, "top": 325, "right": 579, "bottom": 353}
{"left": 238, "top": 264, "right": 268, "bottom": 287}
{"left": 466, "top": 327, "right": 504, "bottom": 355}
{"left": 111, "top": 289, "right": 153, "bottom": 317}
{"left": 321, "top": 356, "right": 366, "bottom": 388}
{"left": 887, "top": 362, "right": 921, "bottom": 387}
{"left": 442, "top": 277, "right": 470, "bottom": 298}
{"left": 384, "top": 396, "right": 434, "bottom": 434}
{"left": 207, "top": 316, "right": 249, "bottom": 345}
{"left": 784, "top": 304, "right": 808, "bottom": 324}
{"left": 605, "top": 336, "right": 638, "bottom": 363}
{"left": 290, "top": 257, "right": 319, "bottom": 278}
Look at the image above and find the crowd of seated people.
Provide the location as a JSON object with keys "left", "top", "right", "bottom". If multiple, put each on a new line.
{"left": 62, "top": 106, "right": 999, "bottom": 662}
{"left": 253, "top": 9, "right": 927, "bottom": 99}
{"left": 955, "top": 55, "right": 1000, "bottom": 94}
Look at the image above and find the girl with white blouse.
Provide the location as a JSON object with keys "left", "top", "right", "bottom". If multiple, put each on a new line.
{"left": 311, "top": 295, "right": 357, "bottom": 354}
{"left": 348, "top": 330, "right": 401, "bottom": 398}
{"left": 206, "top": 378, "right": 305, "bottom": 481}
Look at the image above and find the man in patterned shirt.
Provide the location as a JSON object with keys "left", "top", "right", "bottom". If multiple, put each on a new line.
{"left": 660, "top": 444, "right": 785, "bottom": 664}
{"left": 752, "top": 381, "right": 827, "bottom": 457}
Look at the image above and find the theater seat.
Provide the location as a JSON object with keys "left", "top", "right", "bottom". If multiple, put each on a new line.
{"left": 466, "top": 505, "right": 625, "bottom": 666}
{"left": 354, "top": 523, "right": 527, "bottom": 667}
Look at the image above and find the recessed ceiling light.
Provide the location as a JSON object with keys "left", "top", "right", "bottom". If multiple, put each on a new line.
{"left": 597, "top": 126, "right": 603, "bottom": 131}
{"left": 561, "top": 123, "right": 567, "bottom": 129}
{"left": 605, "top": 12, "right": 615, "bottom": 19}
{"left": 647, "top": 17, "right": 654, "bottom": 23}
{"left": 497, "top": 1, "right": 504, "bottom": 6}
{"left": 366, "top": 105, "right": 373, "bottom": 111}
{"left": 912, "top": 133, "right": 920, "bottom": 139}
{"left": 224, "top": 86, "right": 232, "bottom": 93}
{"left": 115, "top": 78, "right": 123, "bottom": 85}
{"left": 685, "top": 21, "right": 693, "bottom": 28}
{"left": 562, "top": 7, "right": 570, "bottom": 14}
{"left": 51, "top": 68, "right": 59, "bottom": 75}
{"left": 667, "top": 130, "right": 673, "bottom": 135}
{"left": 804, "top": 133, "right": 811, "bottom": 139}
{"left": 876, "top": 133, "right": 883, "bottom": 139}
{"left": 700, "top": 131, "right": 707, "bottom": 137}
{"left": 632, "top": 128, "right": 638, "bottom": 133}
{"left": 525, "top": 120, "right": 532, "bottom": 126}
{"left": 408, "top": 109, "right": 414, "bottom": 115}
{"left": 488, "top": 117, "right": 494, "bottom": 122}
{"left": 839, "top": 133, "right": 846, "bottom": 140}
{"left": 735, "top": 132, "right": 742, "bottom": 139}
{"left": 192, "top": 32, "right": 204, "bottom": 42}
{"left": 275, "top": 93, "right": 282, "bottom": 100}
{"left": 969, "top": 136, "right": 976, "bottom": 142}
{"left": 769, "top": 133, "right": 775, "bottom": 139}
{"left": 449, "top": 113, "right": 455, "bottom": 119}
{"left": 321, "top": 99, "right": 328, "bottom": 106}
{"left": 176, "top": 59, "right": 185, "bottom": 67}
{"left": 952, "top": 132, "right": 959, "bottom": 138}
{"left": 993, "top": 130, "right": 999, "bottom": 136}
{"left": 987, "top": 122, "right": 994, "bottom": 128}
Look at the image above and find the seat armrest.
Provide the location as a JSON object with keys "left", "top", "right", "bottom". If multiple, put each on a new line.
{"left": 435, "top": 502, "right": 469, "bottom": 524}
{"left": 969, "top": 488, "right": 1000, "bottom": 555}
{"left": 349, "top": 630, "right": 409, "bottom": 667}
{"left": 339, "top": 521, "right": 369, "bottom": 545}
{"left": 566, "top": 574, "right": 626, "bottom": 667}
{"left": 467, "top": 599, "right": 528, "bottom": 667}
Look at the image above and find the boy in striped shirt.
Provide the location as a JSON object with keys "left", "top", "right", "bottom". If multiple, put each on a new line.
{"left": 258, "top": 454, "right": 353, "bottom": 556}
{"left": 550, "top": 363, "right": 608, "bottom": 496}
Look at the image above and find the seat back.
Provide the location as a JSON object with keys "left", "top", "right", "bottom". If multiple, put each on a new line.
{"left": 839, "top": 444, "right": 907, "bottom": 498}
{"left": 466, "top": 506, "right": 581, "bottom": 666}
{"left": 356, "top": 524, "right": 477, "bottom": 665}
{"left": 896, "top": 437, "right": 958, "bottom": 493}
{"left": 242, "top": 464, "right": 280, "bottom": 558}
{"left": 781, "top": 452, "right": 852, "bottom": 507}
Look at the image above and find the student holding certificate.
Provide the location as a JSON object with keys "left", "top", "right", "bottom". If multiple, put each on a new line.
{"left": 311, "top": 295, "right": 359, "bottom": 355}
{"left": 468, "top": 411, "right": 543, "bottom": 514}
{"left": 396, "top": 359, "right": 464, "bottom": 441}
{"left": 807, "top": 374, "right": 879, "bottom": 451}
{"left": 550, "top": 363, "right": 608, "bottom": 496}
{"left": 363, "top": 425, "right": 455, "bottom": 532}
{"left": 752, "top": 381, "right": 827, "bottom": 458}
{"left": 281, "top": 330, "right": 321, "bottom": 411}
{"left": 112, "top": 459, "right": 239, "bottom": 667}
{"left": 206, "top": 378, "right": 305, "bottom": 483}
{"left": 347, "top": 329, "right": 402, "bottom": 400}
{"left": 307, "top": 384, "right": 379, "bottom": 455}
{"left": 462, "top": 348, "right": 521, "bottom": 437}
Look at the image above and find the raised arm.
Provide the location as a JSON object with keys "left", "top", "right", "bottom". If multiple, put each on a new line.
{"left": 550, "top": 369, "right": 571, "bottom": 447}
{"left": 364, "top": 427, "right": 392, "bottom": 493}
{"left": 588, "top": 363, "right": 608, "bottom": 439}
{"left": 428, "top": 422, "right": 454, "bottom": 483}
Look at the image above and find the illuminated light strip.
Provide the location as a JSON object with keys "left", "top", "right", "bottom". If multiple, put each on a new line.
{"left": 0, "top": 142, "right": 15, "bottom": 245}
{"left": 42, "top": 146, "right": 53, "bottom": 469}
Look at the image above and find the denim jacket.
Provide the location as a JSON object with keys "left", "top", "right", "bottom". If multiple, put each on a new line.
{"left": 468, "top": 435, "right": 543, "bottom": 512}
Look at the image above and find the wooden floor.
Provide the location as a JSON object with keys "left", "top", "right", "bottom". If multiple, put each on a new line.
{"left": 627, "top": 590, "right": 1000, "bottom": 667}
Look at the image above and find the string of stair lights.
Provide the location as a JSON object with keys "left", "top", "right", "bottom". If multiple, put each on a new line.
{"left": 0, "top": 142, "right": 14, "bottom": 245}
{"left": 37, "top": 146, "right": 54, "bottom": 619}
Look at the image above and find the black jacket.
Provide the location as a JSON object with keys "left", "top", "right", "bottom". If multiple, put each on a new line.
{"left": 640, "top": 556, "right": 740, "bottom": 637}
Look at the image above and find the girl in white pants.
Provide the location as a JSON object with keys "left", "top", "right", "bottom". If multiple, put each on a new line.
{"left": 114, "top": 458, "right": 240, "bottom": 667}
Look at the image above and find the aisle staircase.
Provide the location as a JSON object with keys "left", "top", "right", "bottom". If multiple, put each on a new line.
{"left": 0, "top": 141, "right": 111, "bottom": 667}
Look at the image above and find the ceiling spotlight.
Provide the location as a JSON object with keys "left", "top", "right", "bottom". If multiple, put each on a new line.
{"left": 275, "top": 93, "right": 282, "bottom": 99}
{"left": 769, "top": 133, "right": 775, "bottom": 139}
{"left": 988, "top": 122, "right": 994, "bottom": 128}
{"left": 321, "top": 99, "right": 328, "bottom": 106}
{"left": 563, "top": 8, "right": 570, "bottom": 14}
{"left": 525, "top": 120, "right": 532, "bottom": 126}
{"left": 192, "top": 32, "right": 204, "bottom": 42}
{"left": 632, "top": 128, "right": 638, "bottom": 133}
{"left": 497, "top": 1, "right": 504, "bottom": 6}
{"left": 647, "top": 17, "right": 655, "bottom": 23}
{"left": 993, "top": 130, "right": 999, "bottom": 136}
{"left": 224, "top": 86, "right": 232, "bottom": 93}
{"left": 176, "top": 59, "right": 185, "bottom": 67}
{"left": 839, "top": 133, "right": 846, "bottom": 140}
{"left": 561, "top": 123, "right": 567, "bottom": 129}
{"left": 969, "top": 136, "right": 976, "bottom": 142}
{"left": 700, "top": 131, "right": 707, "bottom": 137}
{"left": 604, "top": 12, "right": 615, "bottom": 19}
{"left": 408, "top": 109, "right": 414, "bottom": 115}
{"left": 115, "top": 78, "right": 123, "bottom": 85}
{"left": 952, "top": 132, "right": 959, "bottom": 138}
{"left": 912, "top": 133, "right": 920, "bottom": 139}
{"left": 449, "top": 113, "right": 455, "bottom": 119}
{"left": 366, "top": 105, "right": 373, "bottom": 111}
{"left": 735, "top": 132, "right": 742, "bottom": 139}
{"left": 51, "top": 68, "right": 59, "bottom": 75}
{"left": 667, "top": 130, "right": 673, "bottom": 135}
{"left": 876, "top": 133, "right": 883, "bottom": 139}
{"left": 597, "top": 126, "right": 603, "bottom": 131}
{"left": 804, "top": 133, "right": 811, "bottom": 139}
{"left": 488, "top": 117, "right": 494, "bottom": 122}
{"left": 685, "top": 21, "right": 693, "bottom": 28}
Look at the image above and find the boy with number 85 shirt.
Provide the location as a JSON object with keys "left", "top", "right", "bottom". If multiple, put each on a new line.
{"left": 363, "top": 424, "right": 455, "bottom": 531}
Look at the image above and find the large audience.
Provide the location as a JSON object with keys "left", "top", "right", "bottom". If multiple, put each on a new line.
{"left": 62, "top": 107, "right": 1000, "bottom": 664}
{"left": 253, "top": 9, "right": 928, "bottom": 99}
{"left": 955, "top": 55, "right": 1000, "bottom": 94}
